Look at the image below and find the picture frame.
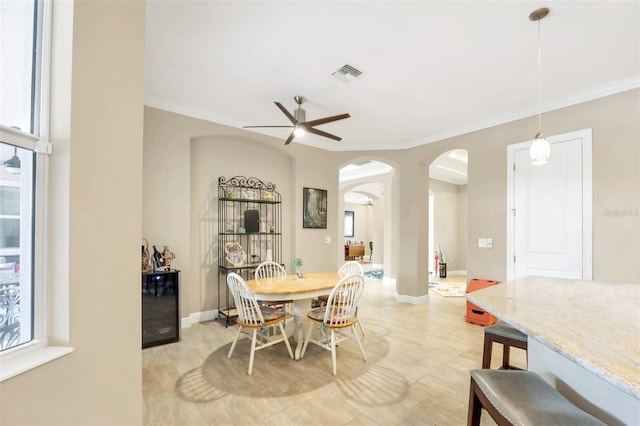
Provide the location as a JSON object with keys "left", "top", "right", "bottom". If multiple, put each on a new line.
{"left": 302, "top": 187, "right": 327, "bottom": 229}
{"left": 344, "top": 210, "right": 354, "bottom": 237}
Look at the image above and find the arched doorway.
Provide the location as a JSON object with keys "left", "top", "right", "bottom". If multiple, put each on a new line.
{"left": 339, "top": 160, "right": 394, "bottom": 277}
{"left": 428, "top": 149, "right": 468, "bottom": 279}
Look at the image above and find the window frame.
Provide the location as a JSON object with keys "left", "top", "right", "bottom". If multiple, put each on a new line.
{"left": 0, "top": 0, "right": 72, "bottom": 381}
{"left": 344, "top": 210, "right": 355, "bottom": 238}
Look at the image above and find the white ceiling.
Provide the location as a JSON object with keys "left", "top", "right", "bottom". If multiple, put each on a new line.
{"left": 145, "top": 1, "right": 639, "bottom": 152}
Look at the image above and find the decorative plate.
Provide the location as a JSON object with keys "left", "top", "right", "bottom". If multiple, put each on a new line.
{"left": 225, "top": 241, "right": 246, "bottom": 267}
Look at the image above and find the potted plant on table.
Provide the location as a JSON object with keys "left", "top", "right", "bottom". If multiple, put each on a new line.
{"left": 293, "top": 258, "right": 303, "bottom": 278}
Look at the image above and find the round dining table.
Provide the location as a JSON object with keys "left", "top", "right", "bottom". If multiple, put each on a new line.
{"left": 245, "top": 272, "right": 341, "bottom": 359}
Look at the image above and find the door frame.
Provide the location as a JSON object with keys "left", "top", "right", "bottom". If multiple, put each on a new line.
{"left": 506, "top": 128, "right": 593, "bottom": 281}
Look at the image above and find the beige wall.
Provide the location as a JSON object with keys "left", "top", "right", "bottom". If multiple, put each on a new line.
{"left": 0, "top": 1, "right": 145, "bottom": 424}
{"left": 333, "top": 89, "right": 639, "bottom": 286}
{"left": 146, "top": 89, "right": 638, "bottom": 319}
{"left": 418, "top": 89, "right": 640, "bottom": 283}
{"left": 143, "top": 108, "right": 340, "bottom": 317}
{"left": 190, "top": 136, "right": 293, "bottom": 314}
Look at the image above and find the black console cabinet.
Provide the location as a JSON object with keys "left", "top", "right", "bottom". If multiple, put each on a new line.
{"left": 142, "top": 270, "right": 180, "bottom": 349}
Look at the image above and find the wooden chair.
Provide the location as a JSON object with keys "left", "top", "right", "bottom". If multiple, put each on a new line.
{"left": 300, "top": 274, "right": 367, "bottom": 375}
{"left": 317, "top": 261, "right": 365, "bottom": 336}
{"left": 254, "top": 261, "right": 293, "bottom": 315}
{"left": 226, "top": 272, "right": 293, "bottom": 375}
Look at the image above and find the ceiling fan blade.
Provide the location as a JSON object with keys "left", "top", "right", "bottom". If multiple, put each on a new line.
{"left": 243, "top": 125, "right": 293, "bottom": 128}
{"left": 283, "top": 131, "right": 296, "bottom": 145}
{"left": 303, "top": 113, "right": 350, "bottom": 127}
{"left": 306, "top": 127, "right": 342, "bottom": 141}
{"left": 274, "top": 102, "right": 298, "bottom": 125}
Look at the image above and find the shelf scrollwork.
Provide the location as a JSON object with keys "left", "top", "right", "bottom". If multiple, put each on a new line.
{"left": 218, "top": 176, "right": 276, "bottom": 192}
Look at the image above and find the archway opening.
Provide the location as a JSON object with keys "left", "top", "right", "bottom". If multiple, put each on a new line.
{"left": 339, "top": 160, "right": 394, "bottom": 276}
{"left": 428, "top": 149, "right": 468, "bottom": 280}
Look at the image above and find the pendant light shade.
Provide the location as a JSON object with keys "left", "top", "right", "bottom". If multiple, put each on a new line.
{"left": 529, "top": 7, "right": 550, "bottom": 165}
{"left": 530, "top": 131, "right": 550, "bottom": 166}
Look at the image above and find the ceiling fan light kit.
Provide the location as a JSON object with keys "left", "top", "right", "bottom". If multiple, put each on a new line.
{"left": 244, "top": 96, "right": 350, "bottom": 145}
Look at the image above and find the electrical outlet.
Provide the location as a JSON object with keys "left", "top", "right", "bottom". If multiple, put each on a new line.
{"left": 478, "top": 238, "right": 493, "bottom": 248}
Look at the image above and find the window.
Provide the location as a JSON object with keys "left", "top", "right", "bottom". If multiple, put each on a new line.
{"left": 0, "top": 0, "right": 50, "bottom": 363}
{"left": 344, "top": 211, "right": 354, "bottom": 238}
{"left": 1, "top": 1, "right": 37, "bottom": 133}
{"left": 0, "top": 143, "right": 35, "bottom": 352}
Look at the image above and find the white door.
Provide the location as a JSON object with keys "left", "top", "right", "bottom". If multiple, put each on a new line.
{"left": 507, "top": 129, "right": 592, "bottom": 281}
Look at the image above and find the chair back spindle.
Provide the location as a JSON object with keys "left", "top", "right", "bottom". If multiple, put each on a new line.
{"left": 338, "top": 261, "right": 364, "bottom": 277}
{"left": 227, "top": 272, "right": 264, "bottom": 326}
{"left": 323, "top": 274, "right": 365, "bottom": 327}
{"left": 254, "top": 261, "right": 287, "bottom": 280}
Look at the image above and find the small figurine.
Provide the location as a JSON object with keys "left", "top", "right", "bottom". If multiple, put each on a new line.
{"left": 141, "top": 239, "right": 151, "bottom": 273}
{"left": 163, "top": 246, "right": 175, "bottom": 271}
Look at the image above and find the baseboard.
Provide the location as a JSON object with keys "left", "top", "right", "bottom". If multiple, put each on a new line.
{"left": 181, "top": 309, "right": 218, "bottom": 329}
{"left": 395, "top": 292, "right": 430, "bottom": 304}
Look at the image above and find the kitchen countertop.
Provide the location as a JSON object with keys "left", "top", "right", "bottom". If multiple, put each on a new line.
{"left": 466, "top": 276, "right": 640, "bottom": 399}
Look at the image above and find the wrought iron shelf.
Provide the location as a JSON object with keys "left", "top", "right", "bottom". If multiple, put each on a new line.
{"left": 216, "top": 176, "right": 283, "bottom": 327}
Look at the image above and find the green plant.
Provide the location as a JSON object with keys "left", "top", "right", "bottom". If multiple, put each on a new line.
{"left": 292, "top": 258, "right": 303, "bottom": 268}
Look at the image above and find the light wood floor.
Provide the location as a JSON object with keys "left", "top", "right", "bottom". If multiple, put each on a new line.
{"left": 142, "top": 276, "right": 525, "bottom": 425}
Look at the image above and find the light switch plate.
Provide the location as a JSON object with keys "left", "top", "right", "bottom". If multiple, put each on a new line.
{"left": 324, "top": 236, "right": 331, "bottom": 244}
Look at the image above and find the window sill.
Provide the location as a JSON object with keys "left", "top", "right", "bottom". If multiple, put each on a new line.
{"left": 0, "top": 345, "right": 74, "bottom": 382}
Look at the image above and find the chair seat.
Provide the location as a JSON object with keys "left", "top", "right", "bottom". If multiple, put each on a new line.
{"left": 258, "top": 305, "right": 286, "bottom": 322}
{"left": 468, "top": 370, "right": 605, "bottom": 425}
{"left": 485, "top": 323, "right": 527, "bottom": 343}
{"left": 482, "top": 321, "right": 528, "bottom": 370}
{"left": 307, "top": 307, "right": 355, "bottom": 325}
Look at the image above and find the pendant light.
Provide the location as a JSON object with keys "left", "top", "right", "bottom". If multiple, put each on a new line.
{"left": 529, "top": 7, "right": 550, "bottom": 165}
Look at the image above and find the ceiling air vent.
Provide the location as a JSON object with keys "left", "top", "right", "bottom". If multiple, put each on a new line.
{"left": 332, "top": 63, "right": 364, "bottom": 82}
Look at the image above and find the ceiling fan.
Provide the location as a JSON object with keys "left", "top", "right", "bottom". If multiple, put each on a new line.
{"left": 243, "top": 96, "right": 350, "bottom": 145}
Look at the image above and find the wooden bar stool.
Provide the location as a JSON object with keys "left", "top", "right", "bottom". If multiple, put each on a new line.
{"left": 467, "top": 370, "right": 606, "bottom": 425}
{"left": 482, "top": 321, "right": 527, "bottom": 370}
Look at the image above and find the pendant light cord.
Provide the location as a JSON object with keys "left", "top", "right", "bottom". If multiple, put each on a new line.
{"left": 537, "top": 18, "right": 542, "bottom": 134}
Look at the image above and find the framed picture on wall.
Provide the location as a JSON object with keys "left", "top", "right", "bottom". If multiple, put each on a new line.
{"left": 344, "top": 210, "right": 354, "bottom": 237}
{"left": 303, "top": 187, "right": 327, "bottom": 229}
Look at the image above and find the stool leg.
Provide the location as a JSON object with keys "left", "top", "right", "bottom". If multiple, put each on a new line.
{"left": 467, "top": 378, "right": 482, "bottom": 426}
{"left": 482, "top": 333, "right": 493, "bottom": 369}
{"left": 501, "top": 343, "right": 511, "bottom": 370}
